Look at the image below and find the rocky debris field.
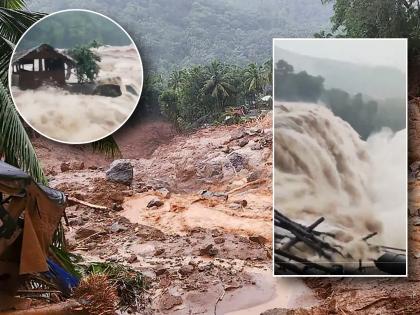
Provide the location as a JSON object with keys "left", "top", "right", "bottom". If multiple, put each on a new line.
{"left": 33, "top": 114, "right": 420, "bottom": 314}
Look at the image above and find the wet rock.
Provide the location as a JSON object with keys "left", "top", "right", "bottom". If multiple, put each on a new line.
{"left": 247, "top": 170, "right": 262, "bottom": 182}
{"left": 238, "top": 139, "right": 249, "bottom": 147}
{"left": 147, "top": 198, "right": 164, "bottom": 208}
{"left": 201, "top": 190, "right": 228, "bottom": 201}
{"left": 228, "top": 152, "right": 246, "bottom": 172}
{"left": 70, "top": 161, "right": 85, "bottom": 170}
{"left": 106, "top": 160, "right": 133, "bottom": 185}
{"left": 60, "top": 162, "right": 70, "bottom": 172}
{"left": 110, "top": 222, "right": 127, "bottom": 233}
{"left": 159, "top": 292, "right": 182, "bottom": 310}
{"left": 75, "top": 227, "right": 100, "bottom": 240}
{"left": 234, "top": 199, "right": 248, "bottom": 207}
{"left": 155, "top": 266, "right": 168, "bottom": 276}
{"left": 214, "top": 237, "right": 225, "bottom": 244}
{"left": 127, "top": 254, "right": 138, "bottom": 263}
{"left": 178, "top": 264, "right": 194, "bottom": 276}
{"left": 69, "top": 217, "right": 85, "bottom": 226}
{"left": 126, "top": 84, "right": 138, "bottom": 96}
{"left": 250, "top": 142, "right": 262, "bottom": 150}
{"left": 249, "top": 235, "right": 268, "bottom": 245}
{"left": 230, "top": 130, "right": 246, "bottom": 141}
{"left": 93, "top": 84, "right": 122, "bottom": 97}
{"left": 199, "top": 244, "right": 218, "bottom": 257}
{"left": 154, "top": 248, "right": 165, "bottom": 256}
{"left": 221, "top": 145, "right": 231, "bottom": 154}
{"left": 157, "top": 187, "right": 171, "bottom": 199}
{"left": 109, "top": 192, "right": 124, "bottom": 203}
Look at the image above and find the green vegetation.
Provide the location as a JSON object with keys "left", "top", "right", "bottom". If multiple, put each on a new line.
{"left": 274, "top": 59, "right": 405, "bottom": 139}
{"left": 68, "top": 41, "right": 101, "bottom": 83}
{"left": 157, "top": 60, "right": 271, "bottom": 130}
{"left": 28, "top": 0, "right": 332, "bottom": 72}
{"left": 18, "top": 10, "right": 131, "bottom": 49}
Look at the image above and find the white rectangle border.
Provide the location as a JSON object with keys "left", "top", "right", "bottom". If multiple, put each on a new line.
{"left": 271, "top": 37, "right": 408, "bottom": 278}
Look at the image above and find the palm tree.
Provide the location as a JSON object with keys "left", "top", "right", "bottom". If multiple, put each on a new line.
{"left": 0, "top": 0, "right": 47, "bottom": 183}
{"left": 203, "top": 60, "right": 234, "bottom": 110}
{"left": 168, "top": 69, "right": 184, "bottom": 93}
{"left": 243, "top": 62, "right": 265, "bottom": 103}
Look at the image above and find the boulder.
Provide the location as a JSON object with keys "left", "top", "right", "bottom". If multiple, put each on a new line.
{"left": 106, "top": 160, "right": 133, "bottom": 185}
{"left": 93, "top": 84, "right": 122, "bottom": 97}
{"left": 147, "top": 198, "right": 164, "bottom": 208}
{"left": 60, "top": 162, "right": 70, "bottom": 172}
{"left": 228, "top": 152, "right": 246, "bottom": 172}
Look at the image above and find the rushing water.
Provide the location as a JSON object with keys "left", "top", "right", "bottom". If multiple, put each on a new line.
{"left": 11, "top": 45, "right": 142, "bottom": 143}
{"left": 274, "top": 102, "right": 406, "bottom": 264}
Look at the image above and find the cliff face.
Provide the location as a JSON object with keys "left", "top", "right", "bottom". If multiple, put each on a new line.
{"left": 409, "top": 98, "right": 420, "bottom": 164}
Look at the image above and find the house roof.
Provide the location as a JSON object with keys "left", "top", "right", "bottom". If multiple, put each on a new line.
{"left": 12, "top": 43, "right": 76, "bottom": 66}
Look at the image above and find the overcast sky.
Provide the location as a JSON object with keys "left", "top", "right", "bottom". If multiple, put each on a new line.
{"left": 273, "top": 39, "right": 407, "bottom": 72}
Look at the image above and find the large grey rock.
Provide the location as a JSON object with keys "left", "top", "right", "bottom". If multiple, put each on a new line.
{"left": 106, "top": 160, "right": 133, "bottom": 185}
{"left": 93, "top": 84, "right": 122, "bottom": 97}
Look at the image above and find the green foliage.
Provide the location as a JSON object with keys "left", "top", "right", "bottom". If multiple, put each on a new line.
{"left": 89, "top": 135, "right": 121, "bottom": 159}
{"left": 157, "top": 59, "right": 271, "bottom": 130}
{"left": 0, "top": 1, "right": 46, "bottom": 183}
{"left": 320, "top": 0, "right": 420, "bottom": 57}
{"left": 17, "top": 10, "right": 131, "bottom": 49}
{"left": 274, "top": 60, "right": 324, "bottom": 102}
{"left": 27, "top": 0, "right": 332, "bottom": 72}
{"left": 68, "top": 41, "right": 101, "bottom": 83}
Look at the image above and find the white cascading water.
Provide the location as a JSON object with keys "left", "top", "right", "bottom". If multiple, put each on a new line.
{"left": 274, "top": 102, "right": 406, "bottom": 264}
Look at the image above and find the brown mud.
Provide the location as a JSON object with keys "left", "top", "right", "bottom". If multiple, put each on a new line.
{"left": 32, "top": 115, "right": 420, "bottom": 314}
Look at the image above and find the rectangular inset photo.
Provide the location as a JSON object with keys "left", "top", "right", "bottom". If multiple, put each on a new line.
{"left": 273, "top": 38, "right": 407, "bottom": 277}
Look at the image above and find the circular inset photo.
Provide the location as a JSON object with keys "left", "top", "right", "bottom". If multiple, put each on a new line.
{"left": 9, "top": 9, "right": 143, "bottom": 144}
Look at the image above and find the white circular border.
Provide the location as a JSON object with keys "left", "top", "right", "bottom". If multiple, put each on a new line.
{"left": 8, "top": 8, "right": 144, "bottom": 145}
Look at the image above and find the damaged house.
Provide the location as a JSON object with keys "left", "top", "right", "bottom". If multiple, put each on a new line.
{"left": 11, "top": 44, "right": 75, "bottom": 89}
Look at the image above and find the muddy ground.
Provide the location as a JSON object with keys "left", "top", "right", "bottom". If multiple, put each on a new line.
{"left": 33, "top": 116, "right": 419, "bottom": 314}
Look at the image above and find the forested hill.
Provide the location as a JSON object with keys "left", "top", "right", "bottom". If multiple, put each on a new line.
{"left": 27, "top": 0, "right": 332, "bottom": 72}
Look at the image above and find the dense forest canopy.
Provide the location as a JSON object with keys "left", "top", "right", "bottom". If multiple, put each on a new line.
{"left": 27, "top": 0, "right": 332, "bottom": 72}
{"left": 17, "top": 11, "right": 131, "bottom": 50}
{"left": 274, "top": 59, "right": 406, "bottom": 139}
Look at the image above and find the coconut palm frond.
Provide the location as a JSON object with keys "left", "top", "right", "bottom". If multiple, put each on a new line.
{"left": 0, "top": 0, "right": 27, "bottom": 10}
{"left": 0, "top": 81, "right": 47, "bottom": 184}
{"left": 0, "top": 7, "right": 45, "bottom": 43}
{"left": 90, "top": 135, "right": 121, "bottom": 159}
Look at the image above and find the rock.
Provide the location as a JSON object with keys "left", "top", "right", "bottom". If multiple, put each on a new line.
{"left": 110, "top": 222, "right": 127, "bottom": 233}
{"left": 69, "top": 217, "right": 85, "bottom": 226}
{"left": 155, "top": 266, "right": 168, "bottom": 276}
{"left": 93, "top": 84, "right": 122, "bottom": 97}
{"left": 125, "top": 84, "right": 138, "bottom": 96}
{"left": 234, "top": 199, "right": 247, "bottom": 207}
{"left": 178, "top": 264, "right": 194, "bottom": 276}
{"left": 230, "top": 130, "right": 246, "bottom": 141}
{"left": 412, "top": 217, "right": 420, "bottom": 226}
{"left": 147, "top": 198, "right": 164, "bottom": 208}
{"left": 199, "top": 244, "right": 218, "bottom": 257}
{"left": 75, "top": 228, "right": 100, "bottom": 240}
{"left": 201, "top": 190, "right": 228, "bottom": 201}
{"left": 238, "top": 139, "right": 249, "bottom": 147}
{"left": 60, "top": 162, "right": 70, "bottom": 172}
{"left": 221, "top": 145, "right": 232, "bottom": 154}
{"left": 247, "top": 170, "right": 262, "bottom": 182}
{"left": 88, "top": 165, "right": 98, "bottom": 170}
{"left": 214, "top": 237, "right": 225, "bottom": 244}
{"left": 157, "top": 188, "right": 171, "bottom": 199}
{"left": 70, "top": 161, "right": 84, "bottom": 170}
{"left": 228, "top": 152, "right": 246, "bottom": 172}
{"left": 110, "top": 192, "right": 124, "bottom": 203}
{"left": 159, "top": 292, "right": 183, "bottom": 310}
{"left": 154, "top": 248, "right": 165, "bottom": 256}
{"left": 127, "top": 254, "right": 137, "bottom": 263}
{"left": 250, "top": 142, "right": 262, "bottom": 150}
{"left": 106, "top": 160, "right": 133, "bottom": 185}
{"left": 249, "top": 235, "right": 268, "bottom": 245}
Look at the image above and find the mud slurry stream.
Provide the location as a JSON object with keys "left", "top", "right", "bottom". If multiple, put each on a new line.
{"left": 47, "top": 115, "right": 320, "bottom": 314}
